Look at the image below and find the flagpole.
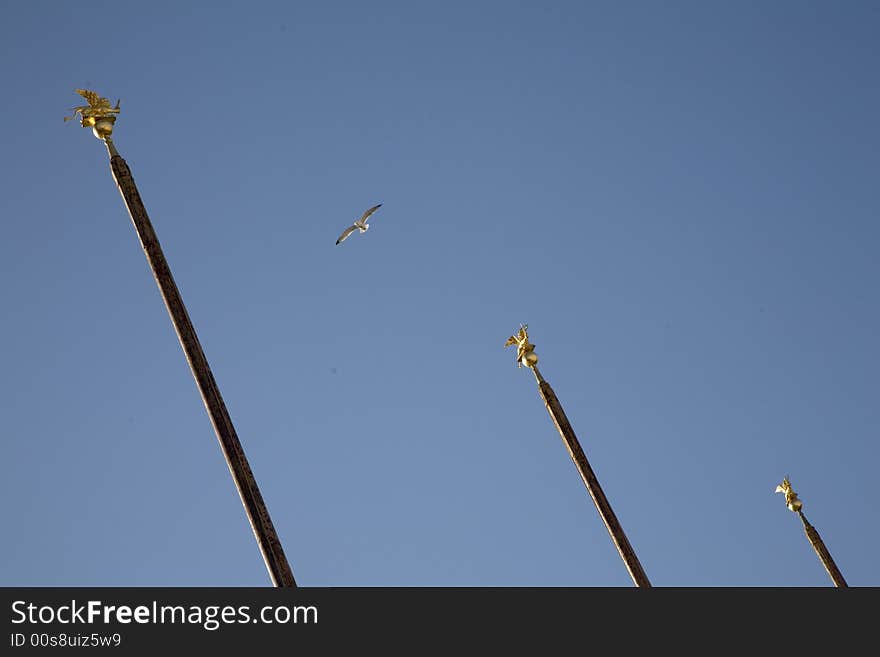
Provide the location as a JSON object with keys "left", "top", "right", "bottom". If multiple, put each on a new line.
{"left": 67, "top": 90, "right": 296, "bottom": 586}
{"left": 506, "top": 325, "right": 651, "bottom": 587}
{"left": 775, "top": 477, "right": 847, "bottom": 587}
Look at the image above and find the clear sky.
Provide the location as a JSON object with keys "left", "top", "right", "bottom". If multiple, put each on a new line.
{"left": 1, "top": 1, "right": 877, "bottom": 587}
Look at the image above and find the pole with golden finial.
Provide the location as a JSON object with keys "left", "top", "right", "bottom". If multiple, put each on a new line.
{"left": 66, "top": 89, "right": 296, "bottom": 587}
{"left": 505, "top": 325, "right": 651, "bottom": 587}
{"left": 775, "top": 477, "right": 847, "bottom": 587}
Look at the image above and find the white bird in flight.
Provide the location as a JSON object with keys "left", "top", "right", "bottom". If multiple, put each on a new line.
{"left": 336, "top": 203, "right": 383, "bottom": 245}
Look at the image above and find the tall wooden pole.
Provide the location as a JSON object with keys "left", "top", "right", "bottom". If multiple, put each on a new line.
{"left": 505, "top": 326, "right": 651, "bottom": 587}
{"left": 775, "top": 478, "right": 847, "bottom": 587}
{"left": 67, "top": 90, "right": 296, "bottom": 587}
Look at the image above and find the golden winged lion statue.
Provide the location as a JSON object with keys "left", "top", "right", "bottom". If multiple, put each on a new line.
{"left": 505, "top": 324, "right": 538, "bottom": 368}
{"left": 775, "top": 476, "right": 803, "bottom": 513}
{"left": 64, "top": 88, "right": 120, "bottom": 125}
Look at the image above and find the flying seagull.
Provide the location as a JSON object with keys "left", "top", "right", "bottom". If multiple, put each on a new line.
{"left": 336, "top": 203, "right": 383, "bottom": 245}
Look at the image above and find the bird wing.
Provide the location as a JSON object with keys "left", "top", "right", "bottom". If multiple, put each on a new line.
{"left": 76, "top": 88, "right": 111, "bottom": 109}
{"left": 336, "top": 224, "right": 358, "bottom": 245}
{"left": 357, "top": 203, "right": 383, "bottom": 225}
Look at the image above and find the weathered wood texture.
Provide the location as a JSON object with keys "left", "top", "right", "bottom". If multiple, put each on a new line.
{"left": 109, "top": 151, "right": 296, "bottom": 587}
{"left": 538, "top": 379, "right": 651, "bottom": 587}
{"left": 799, "top": 512, "right": 848, "bottom": 587}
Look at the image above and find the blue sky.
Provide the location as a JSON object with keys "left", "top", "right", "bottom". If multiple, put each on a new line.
{"left": 1, "top": 1, "right": 877, "bottom": 586}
